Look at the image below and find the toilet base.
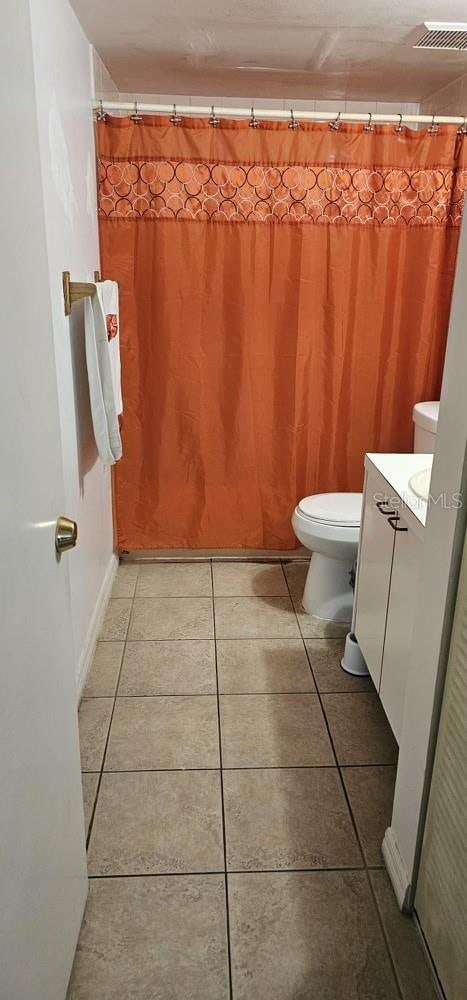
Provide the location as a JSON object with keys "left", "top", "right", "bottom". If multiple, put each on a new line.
{"left": 302, "top": 552, "right": 354, "bottom": 621}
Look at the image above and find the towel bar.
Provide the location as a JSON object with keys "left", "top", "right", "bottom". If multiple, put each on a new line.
{"left": 63, "top": 270, "right": 101, "bottom": 315}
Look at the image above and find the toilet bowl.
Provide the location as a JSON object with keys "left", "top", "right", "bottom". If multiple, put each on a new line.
{"left": 292, "top": 493, "right": 362, "bottom": 621}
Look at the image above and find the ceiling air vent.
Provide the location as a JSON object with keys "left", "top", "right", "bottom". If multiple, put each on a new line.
{"left": 414, "top": 22, "right": 467, "bottom": 50}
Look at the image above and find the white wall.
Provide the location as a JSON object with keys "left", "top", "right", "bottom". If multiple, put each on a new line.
{"left": 115, "top": 93, "right": 420, "bottom": 118}
{"left": 93, "top": 49, "right": 419, "bottom": 119}
{"left": 93, "top": 47, "right": 119, "bottom": 102}
{"left": 30, "top": 1, "right": 116, "bottom": 695}
{"left": 420, "top": 72, "right": 467, "bottom": 117}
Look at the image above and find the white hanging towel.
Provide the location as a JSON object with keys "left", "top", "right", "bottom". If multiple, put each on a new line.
{"left": 97, "top": 280, "right": 123, "bottom": 416}
{"left": 84, "top": 279, "right": 122, "bottom": 466}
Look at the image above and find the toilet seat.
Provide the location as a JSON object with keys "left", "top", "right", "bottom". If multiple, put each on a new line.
{"left": 298, "top": 492, "right": 362, "bottom": 528}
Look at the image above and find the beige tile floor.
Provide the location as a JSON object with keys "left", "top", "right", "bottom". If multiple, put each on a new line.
{"left": 69, "top": 560, "right": 438, "bottom": 1000}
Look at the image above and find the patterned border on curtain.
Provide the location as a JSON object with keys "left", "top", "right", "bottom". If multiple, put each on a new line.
{"left": 99, "top": 158, "right": 467, "bottom": 226}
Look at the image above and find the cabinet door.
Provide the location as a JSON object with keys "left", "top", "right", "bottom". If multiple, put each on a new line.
{"left": 380, "top": 520, "right": 421, "bottom": 743}
{"left": 354, "top": 467, "right": 396, "bottom": 688}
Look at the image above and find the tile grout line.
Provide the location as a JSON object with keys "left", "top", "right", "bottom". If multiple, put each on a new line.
{"left": 87, "top": 864, "right": 382, "bottom": 880}
{"left": 82, "top": 688, "right": 379, "bottom": 698}
{"left": 83, "top": 763, "right": 394, "bottom": 773}
{"left": 85, "top": 576, "right": 137, "bottom": 851}
{"left": 365, "top": 869, "right": 406, "bottom": 1000}
{"left": 280, "top": 560, "right": 405, "bottom": 1000}
{"left": 210, "top": 559, "right": 235, "bottom": 1000}
{"left": 113, "top": 593, "right": 306, "bottom": 602}
{"left": 103, "top": 635, "right": 353, "bottom": 645}
{"left": 102, "top": 634, "right": 338, "bottom": 644}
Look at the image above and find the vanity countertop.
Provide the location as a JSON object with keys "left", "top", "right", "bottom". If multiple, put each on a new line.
{"left": 365, "top": 452, "right": 434, "bottom": 533}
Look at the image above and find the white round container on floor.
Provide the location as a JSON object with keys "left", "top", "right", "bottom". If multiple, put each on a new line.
{"left": 341, "top": 632, "right": 369, "bottom": 676}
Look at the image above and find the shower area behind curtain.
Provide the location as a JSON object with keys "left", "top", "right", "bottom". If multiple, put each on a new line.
{"left": 97, "top": 118, "right": 466, "bottom": 551}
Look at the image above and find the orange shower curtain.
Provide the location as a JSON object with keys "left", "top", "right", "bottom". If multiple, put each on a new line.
{"left": 97, "top": 117, "right": 467, "bottom": 550}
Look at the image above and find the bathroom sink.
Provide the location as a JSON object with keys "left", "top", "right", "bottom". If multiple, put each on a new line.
{"left": 409, "top": 468, "right": 431, "bottom": 502}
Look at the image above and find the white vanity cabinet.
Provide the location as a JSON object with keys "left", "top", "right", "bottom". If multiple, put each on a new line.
{"left": 354, "top": 456, "right": 426, "bottom": 743}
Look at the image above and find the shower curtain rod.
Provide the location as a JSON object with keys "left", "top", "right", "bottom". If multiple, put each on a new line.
{"left": 95, "top": 100, "right": 467, "bottom": 127}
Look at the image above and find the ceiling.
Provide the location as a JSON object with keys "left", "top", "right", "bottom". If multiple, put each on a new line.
{"left": 72, "top": 0, "right": 467, "bottom": 103}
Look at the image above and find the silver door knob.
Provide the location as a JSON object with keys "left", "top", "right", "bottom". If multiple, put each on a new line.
{"left": 55, "top": 516, "right": 78, "bottom": 553}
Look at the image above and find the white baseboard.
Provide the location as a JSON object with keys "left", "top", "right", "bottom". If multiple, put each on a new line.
{"left": 75, "top": 552, "right": 118, "bottom": 702}
{"left": 382, "top": 827, "right": 412, "bottom": 912}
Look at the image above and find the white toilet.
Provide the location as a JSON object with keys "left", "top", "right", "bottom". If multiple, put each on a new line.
{"left": 292, "top": 399, "right": 440, "bottom": 621}
{"left": 292, "top": 493, "right": 362, "bottom": 621}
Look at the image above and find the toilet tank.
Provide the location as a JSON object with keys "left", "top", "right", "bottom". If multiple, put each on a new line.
{"left": 413, "top": 401, "right": 439, "bottom": 453}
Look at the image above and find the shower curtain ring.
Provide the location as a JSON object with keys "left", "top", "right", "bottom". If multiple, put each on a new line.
{"left": 457, "top": 116, "right": 467, "bottom": 135}
{"left": 428, "top": 114, "right": 438, "bottom": 135}
{"left": 130, "top": 101, "right": 143, "bottom": 123}
{"left": 249, "top": 106, "right": 260, "bottom": 129}
{"left": 209, "top": 105, "right": 220, "bottom": 127}
{"left": 96, "top": 99, "right": 107, "bottom": 122}
{"left": 364, "top": 112, "right": 374, "bottom": 133}
{"left": 170, "top": 104, "right": 182, "bottom": 126}
{"left": 288, "top": 108, "right": 300, "bottom": 130}
{"left": 329, "top": 111, "right": 341, "bottom": 131}
{"left": 395, "top": 113, "right": 404, "bottom": 133}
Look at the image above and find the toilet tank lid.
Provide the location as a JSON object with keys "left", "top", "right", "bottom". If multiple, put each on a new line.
{"left": 413, "top": 401, "right": 440, "bottom": 433}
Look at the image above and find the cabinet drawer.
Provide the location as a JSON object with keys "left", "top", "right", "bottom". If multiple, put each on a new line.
{"left": 354, "top": 467, "right": 396, "bottom": 688}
